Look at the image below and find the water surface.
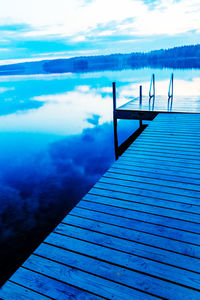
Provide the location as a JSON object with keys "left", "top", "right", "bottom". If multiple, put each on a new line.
{"left": 0, "top": 67, "right": 200, "bottom": 285}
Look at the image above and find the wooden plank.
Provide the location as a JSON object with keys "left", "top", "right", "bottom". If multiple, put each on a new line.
{"left": 117, "top": 99, "right": 200, "bottom": 114}
{"left": 121, "top": 152, "right": 200, "bottom": 166}
{"left": 63, "top": 214, "right": 200, "bottom": 270}
{"left": 7, "top": 269, "right": 98, "bottom": 300}
{"left": 88, "top": 187, "right": 200, "bottom": 215}
{"left": 53, "top": 224, "right": 200, "bottom": 291}
{"left": 21, "top": 254, "right": 156, "bottom": 300}
{"left": 116, "top": 159, "right": 200, "bottom": 178}
{"left": 84, "top": 191, "right": 200, "bottom": 222}
{"left": 45, "top": 233, "right": 200, "bottom": 299}
{"left": 114, "top": 161, "right": 200, "bottom": 180}
{"left": 0, "top": 281, "right": 51, "bottom": 300}
{"left": 116, "top": 110, "right": 157, "bottom": 120}
{"left": 128, "top": 144, "right": 200, "bottom": 156}
{"left": 110, "top": 165, "right": 200, "bottom": 186}
{"left": 95, "top": 181, "right": 200, "bottom": 208}
{"left": 124, "top": 151, "right": 200, "bottom": 165}
{"left": 133, "top": 138, "right": 200, "bottom": 150}
{"left": 119, "top": 156, "right": 200, "bottom": 172}
{"left": 70, "top": 206, "right": 200, "bottom": 245}
{"left": 106, "top": 169, "right": 200, "bottom": 193}
{"left": 145, "top": 128, "right": 200, "bottom": 134}
{"left": 34, "top": 243, "right": 158, "bottom": 299}
{"left": 127, "top": 145, "right": 200, "bottom": 158}
{"left": 77, "top": 200, "right": 200, "bottom": 234}
{"left": 100, "top": 174, "right": 200, "bottom": 203}
{"left": 102, "top": 172, "right": 200, "bottom": 200}
{"left": 141, "top": 133, "right": 200, "bottom": 142}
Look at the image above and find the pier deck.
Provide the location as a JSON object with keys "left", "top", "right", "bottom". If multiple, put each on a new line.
{"left": 117, "top": 95, "right": 200, "bottom": 120}
{"left": 1, "top": 113, "right": 200, "bottom": 299}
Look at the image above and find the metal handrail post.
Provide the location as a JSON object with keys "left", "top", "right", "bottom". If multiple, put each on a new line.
{"left": 168, "top": 73, "right": 174, "bottom": 111}
{"left": 149, "top": 74, "right": 155, "bottom": 110}
{"left": 168, "top": 73, "right": 174, "bottom": 99}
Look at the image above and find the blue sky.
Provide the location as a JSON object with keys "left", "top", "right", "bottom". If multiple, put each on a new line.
{"left": 0, "top": 0, "right": 200, "bottom": 63}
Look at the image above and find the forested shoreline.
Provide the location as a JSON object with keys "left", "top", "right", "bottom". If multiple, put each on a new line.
{"left": 0, "top": 44, "right": 200, "bottom": 75}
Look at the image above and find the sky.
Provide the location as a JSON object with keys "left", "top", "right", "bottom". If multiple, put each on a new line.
{"left": 0, "top": 0, "right": 200, "bottom": 63}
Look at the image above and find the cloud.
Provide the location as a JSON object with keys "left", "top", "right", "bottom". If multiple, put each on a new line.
{"left": 0, "top": 0, "right": 200, "bottom": 60}
{"left": 86, "top": 114, "right": 100, "bottom": 125}
{"left": 0, "top": 87, "right": 14, "bottom": 93}
{"left": 1, "top": 86, "right": 112, "bottom": 134}
{"left": 1, "top": 0, "right": 200, "bottom": 42}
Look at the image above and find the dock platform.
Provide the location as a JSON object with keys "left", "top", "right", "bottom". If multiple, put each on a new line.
{"left": 1, "top": 113, "right": 200, "bottom": 299}
{"left": 116, "top": 95, "right": 200, "bottom": 121}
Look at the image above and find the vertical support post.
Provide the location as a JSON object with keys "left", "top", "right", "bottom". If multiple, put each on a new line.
{"left": 139, "top": 85, "right": 142, "bottom": 108}
{"left": 112, "top": 82, "right": 118, "bottom": 160}
{"left": 139, "top": 85, "right": 142, "bottom": 127}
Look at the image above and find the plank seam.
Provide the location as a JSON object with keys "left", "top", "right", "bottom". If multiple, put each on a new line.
{"left": 8, "top": 280, "right": 53, "bottom": 299}
{"left": 61, "top": 220, "right": 200, "bottom": 262}
{"left": 75, "top": 206, "right": 200, "bottom": 235}
{"left": 105, "top": 171, "right": 200, "bottom": 195}
{"left": 33, "top": 251, "right": 161, "bottom": 299}
{"left": 111, "top": 165, "right": 200, "bottom": 186}
{"left": 68, "top": 212, "right": 200, "bottom": 247}
{"left": 51, "top": 232, "right": 200, "bottom": 292}
{"left": 98, "top": 180, "right": 200, "bottom": 208}
{"left": 20, "top": 265, "right": 108, "bottom": 300}
{"left": 88, "top": 189, "right": 200, "bottom": 215}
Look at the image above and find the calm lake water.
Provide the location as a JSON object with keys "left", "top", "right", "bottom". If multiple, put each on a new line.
{"left": 0, "top": 67, "right": 200, "bottom": 285}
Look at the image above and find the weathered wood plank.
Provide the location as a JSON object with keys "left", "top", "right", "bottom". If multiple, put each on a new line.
{"left": 102, "top": 172, "right": 200, "bottom": 200}
{"left": 77, "top": 200, "right": 200, "bottom": 234}
{"left": 117, "top": 98, "right": 200, "bottom": 115}
{"left": 114, "top": 161, "right": 200, "bottom": 181}
{"left": 95, "top": 181, "right": 200, "bottom": 207}
{"left": 0, "top": 280, "right": 51, "bottom": 300}
{"left": 127, "top": 146, "right": 200, "bottom": 158}
{"left": 88, "top": 187, "right": 200, "bottom": 215}
{"left": 106, "top": 169, "right": 200, "bottom": 193}
{"left": 53, "top": 224, "right": 200, "bottom": 290}
{"left": 110, "top": 165, "right": 200, "bottom": 186}
{"left": 115, "top": 159, "right": 200, "bottom": 178}
{"left": 118, "top": 156, "right": 200, "bottom": 172}
{"left": 141, "top": 133, "right": 200, "bottom": 143}
{"left": 70, "top": 207, "right": 200, "bottom": 245}
{"left": 85, "top": 191, "right": 200, "bottom": 221}
{"left": 121, "top": 152, "right": 200, "bottom": 166}
{"left": 21, "top": 254, "right": 155, "bottom": 300}
{"left": 63, "top": 215, "right": 200, "bottom": 270}
{"left": 7, "top": 269, "right": 98, "bottom": 300}
{"left": 45, "top": 233, "right": 200, "bottom": 299}
{"left": 64, "top": 213, "right": 200, "bottom": 258}
{"left": 133, "top": 139, "right": 200, "bottom": 150}
{"left": 34, "top": 243, "right": 158, "bottom": 299}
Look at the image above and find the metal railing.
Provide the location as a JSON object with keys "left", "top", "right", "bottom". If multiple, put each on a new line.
{"left": 149, "top": 74, "right": 155, "bottom": 110}
{"left": 168, "top": 73, "right": 174, "bottom": 99}
{"left": 149, "top": 74, "right": 155, "bottom": 99}
{"left": 168, "top": 73, "right": 174, "bottom": 111}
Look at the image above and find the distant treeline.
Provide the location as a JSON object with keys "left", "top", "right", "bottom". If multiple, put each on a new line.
{"left": 1, "top": 44, "right": 200, "bottom": 75}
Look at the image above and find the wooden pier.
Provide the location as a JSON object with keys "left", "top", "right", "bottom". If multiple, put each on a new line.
{"left": 1, "top": 112, "right": 200, "bottom": 299}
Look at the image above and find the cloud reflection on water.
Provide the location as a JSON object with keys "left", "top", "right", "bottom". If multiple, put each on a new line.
{"left": 1, "top": 68, "right": 200, "bottom": 285}
{"left": 0, "top": 121, "right": 114, "bottom": 285}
